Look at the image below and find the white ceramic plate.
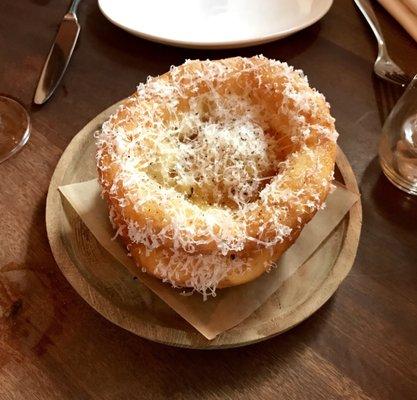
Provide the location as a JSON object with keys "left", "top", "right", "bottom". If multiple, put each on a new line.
{"left": 98, "top": 0, "right": 333, "bottom": 49}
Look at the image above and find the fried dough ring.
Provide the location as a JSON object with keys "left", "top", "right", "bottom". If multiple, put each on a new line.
{"left": 96, "top": 56, "right": 337, "bottom": 293}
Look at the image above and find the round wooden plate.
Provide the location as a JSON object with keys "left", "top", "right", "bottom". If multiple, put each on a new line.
{"left": 46, "top": 102, "right": 362, "bottom": 349}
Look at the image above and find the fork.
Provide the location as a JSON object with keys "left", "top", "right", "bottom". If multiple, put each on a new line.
{"left": 354, "top": 0, "right": 412, "bottom": 87}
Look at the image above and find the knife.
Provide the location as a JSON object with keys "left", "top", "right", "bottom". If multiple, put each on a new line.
{"left": 34, "top": 0, "right": 81, "bottom": 105}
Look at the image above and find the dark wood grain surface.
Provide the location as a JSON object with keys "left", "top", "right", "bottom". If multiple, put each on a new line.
{"left": 1, "top": 1, "right": 417, "bottom": 399}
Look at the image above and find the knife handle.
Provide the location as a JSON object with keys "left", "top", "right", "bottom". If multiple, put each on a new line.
{"left": 68, "top": 0, "right": 81, "bottom": 15}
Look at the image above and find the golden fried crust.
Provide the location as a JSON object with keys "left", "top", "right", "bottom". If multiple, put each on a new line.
{"left": 96, "top": 56, "right": 337, "bottom": 291}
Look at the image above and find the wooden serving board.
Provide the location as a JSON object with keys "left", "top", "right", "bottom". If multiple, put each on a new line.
{"left": 45, "top": 103, "right": 362, "bottom": 349}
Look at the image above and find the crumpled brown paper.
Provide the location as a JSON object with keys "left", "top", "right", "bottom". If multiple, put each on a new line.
{"left": 59, "top": 179, "right": 358, "bottom": 339}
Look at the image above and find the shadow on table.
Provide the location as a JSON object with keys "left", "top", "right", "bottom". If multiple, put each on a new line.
{"left": 361, "top": 156, "right": 417, "bottom": 233}
{"left": 372, "top": 75, "right": 404, "bottom": 126}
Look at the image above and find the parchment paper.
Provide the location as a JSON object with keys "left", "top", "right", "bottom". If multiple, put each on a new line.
{"left": 59, "top": 180, "right": 359, "bottom": 340}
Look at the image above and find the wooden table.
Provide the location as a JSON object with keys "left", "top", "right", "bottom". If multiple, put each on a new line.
{"left": 1, "top": 1, "right": 417, "bottom": 398}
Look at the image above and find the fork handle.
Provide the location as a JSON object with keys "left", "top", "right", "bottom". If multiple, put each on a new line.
{"left": 354, "top": 0, "right": 388, "bottom": 56}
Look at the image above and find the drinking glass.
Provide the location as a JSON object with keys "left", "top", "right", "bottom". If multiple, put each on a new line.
{"left": 379, "top": 75, "right": 417, "bottom": 195}
{"left": 0, "top": 96, "right": 30, "bottom": 164}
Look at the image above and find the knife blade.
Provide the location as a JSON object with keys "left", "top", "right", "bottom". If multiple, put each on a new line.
{"left": 34, "top": 11, "right": 80, "bottom": 105}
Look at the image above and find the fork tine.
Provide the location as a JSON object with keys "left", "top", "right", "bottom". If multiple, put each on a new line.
{"left": 374, "top": 56, "right": 412, "bottom": 86}
{"left": 388, "top": 72, "right": 412, "bottom": 87}
{"left": 393, "top": 72, "right": 411, "bottom": 83}
{"left": 382, "top": 74, "right": 403, "bottom": 87}
{"left": 399, "top": 74, "right": 412, "bottom": 86}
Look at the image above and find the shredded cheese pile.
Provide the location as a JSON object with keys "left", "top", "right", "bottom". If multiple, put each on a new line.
{"left": 96, "top": 56, "right": 337, "bottom": 297}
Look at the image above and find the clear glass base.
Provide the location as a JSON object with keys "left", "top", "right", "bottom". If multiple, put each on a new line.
{"left": 378, "top": 75, "right": 417, "bottom": 196}
{"left": 380, "top": 157, "right": 417, "bottom": 195}
{"left": 0, "top": 96, "right": 30, "bottom": 164}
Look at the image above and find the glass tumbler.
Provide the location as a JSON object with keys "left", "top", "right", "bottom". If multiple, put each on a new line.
{"left": 379, "top": 75, "right": 417, "bottom": 195}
